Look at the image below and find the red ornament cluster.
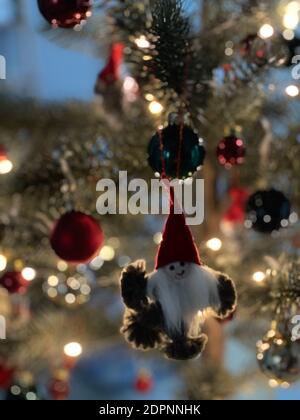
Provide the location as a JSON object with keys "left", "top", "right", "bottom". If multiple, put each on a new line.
{"left": 222, "top": 187, "right": 249, "bottom": 225}
{"left": 0, "top": 271, "right": 29, "bottom": 294}
{"left": 134, "top": 370, "right": 153, "bottom": 393}
{"left": 50, "top": 211, "right": 104, "bottom": 264}
{"left": 37, "top": 0, "right": 93, "bottom": 29}
{"left": 0, "top": 364, "right": 14, "bottom": 389}
{"left": 217, "top": 135, "right": 246, "bottom": 168}
{"left": 48, "top": 375, "right": 70, "bottom": 400}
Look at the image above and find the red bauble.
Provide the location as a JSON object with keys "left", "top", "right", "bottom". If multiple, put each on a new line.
{"left": 217, "top": 135, "right": 246, "bottom": 168}
{"left": 222, "top": 187, "right": 249, "bottom": 224}
{"left": 97, "top": 43, "right": 124, "bottom": 86}
{"left": 134, "top": 371, "right": 153, "bottom": 393}
{"left": 48, "top": 378, "right": 70, "bottom": 400}
{"left": 37, "top": 0, "right": 92, "bottom": 28}
{"left": 0, "top": 271, "right": 29, "bottom": 294}
{"left": 0, "top": 365, "right": 14, "bottom": 389}
{"left": 50, "top": 211, "right": 104, "bottom": 264}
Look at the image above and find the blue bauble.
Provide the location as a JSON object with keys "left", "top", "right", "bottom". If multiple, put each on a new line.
{"left": 246, "top": 189, "right": 291, "bottom": 233}
{"left": 148, "top": 123, "right": 205, "bottom": 179}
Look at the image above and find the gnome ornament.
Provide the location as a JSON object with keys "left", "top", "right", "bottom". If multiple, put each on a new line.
{"left": 120, "top": 189, "right": 237, "bottom": 360}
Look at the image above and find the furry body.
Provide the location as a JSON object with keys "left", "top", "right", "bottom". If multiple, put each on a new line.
{"left": 120, "top": 260, "right": 237, "bottom": 360}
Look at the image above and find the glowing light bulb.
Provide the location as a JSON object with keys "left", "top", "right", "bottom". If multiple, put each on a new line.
{"left": 90, "top": 256, "right": 104, "bottom": 270}
{"left": 283, "top": 13, "right": 299, "bottom": 29}
{"left": 285, "top": 84, "right": 299, "bottom": 97}
{"left": 149, "top": 100, "right": 163, "bottom": 115}
{"left": 258, "top": 24, "right": 274, "bottom": 39}
{"left": 99, "top": 246, "right": 115, "bottom": 261}
{"left": 0, "top": 255, "right": 7, "bottom": 272}
{"left": 135, "top": 36, "right": 150, "bottom": 49}
{"left": 153, "top": 232, "right": 162, "bottom": 245}
{"left": 206, "top": 238, "right": 222, "bottom": 251}
{"left": 287, "top": 1, "right": 300, "bottom": 13}
{"left": 0, "top": 159, "right": 13, "bottom": 175}
{"left": 21, "top": 267, "right": 36, "bottom": 281}
{"left": 269, "top": 379, "right": 279, "bottom": 388}
{"left": 282, "top": 28, "right": 295, "bottom": 40}
{"left": 57, "top": 260, "right": 68, "bottom": 272}
{"left": 252, "top": 271, "right": 266, "bottom": 283}
{"left": 63, "top": 342, "right": 82, "bottom": 358}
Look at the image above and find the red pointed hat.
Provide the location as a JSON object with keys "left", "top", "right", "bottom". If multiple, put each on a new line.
{"left": 155, "top": 188, "right": 202, "bottom": 269}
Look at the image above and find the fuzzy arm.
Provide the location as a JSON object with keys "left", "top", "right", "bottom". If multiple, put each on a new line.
{"left": 120, "top": 260, "right": 148, "bottom": 310}
{"left": 216, "top": 273, "right": 237, "bottom": 318}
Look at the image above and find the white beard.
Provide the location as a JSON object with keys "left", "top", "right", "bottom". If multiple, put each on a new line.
{"left": 147, "top": 264, "right": 220, "bottom": 337}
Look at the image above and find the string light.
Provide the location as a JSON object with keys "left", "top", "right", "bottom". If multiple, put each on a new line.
{"left": 57, "top": 260, "right": 68, "bottom": 272}
{"left": 63, "top": 342, "right": 82, "bottom": 358}
{"left": 283, "top": 13, "right": 299, "bottom": 29}
{"left": 149, "top": 100, "right": 163, "bottom": 115}
{"left": 0, "top": 159, "right": 13, "bottom": 175}
{"left": 89, "top": 256, "right": 104, "bottom": 270}
{"left": 258, "top": 24, "right": 274, "bottom": 39}
{"left": 206, "top": 238, "right": 222, "bottom": 251}
{"left": 285, "top": 84, "right": 299, "bottom": 97}
{"left": 269, "top": 379, "right": 279, "bottom": 388}
{"left": 283, "top": 1, "right": 300, "bottom": 29}
{"left": 135, "top": 36, "right": 150, "bottom": 49}
{"left": 21, "top": 267, "right": 36, "bottom": 281}
{"left": 252, "top": 271, "right": 266, "bottom": 283}
{"left": 153, "top": 232, "right": 163, "bottom": 244}
{"left": 99, "top": 246, "right": 115, "bottom": 261}
{"left": 282, "top": 28, "right": 295, "bottom": 40}
{"left": 0, "top": 255, "right": 7, "bottom": 272}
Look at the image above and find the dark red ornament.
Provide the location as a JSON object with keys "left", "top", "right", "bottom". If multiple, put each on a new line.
{"left": 37, "top": 0, "right": 92, "bottom": 29}
{"left": 48, "top": 377, "right": 70, "bottom": 400}
{"left": 0, "top": 364, "right": 14, "bottom": 389}
{"left": 96, "top": 43, "right": 124, "bottom": 86}
{"left": 217, "top": 135, "right": 246, "bottom": 168}
{"left": 222, "top": 187, "right": 249, "bottom": 224}
{"left": 134, "top": 370, "right": 153, "bottom": 393}
{"left": 0, "top": 271, "right": 29, "bottom": 294}
{"left": 50, "top": 211, "right": 104, "bottom": 264}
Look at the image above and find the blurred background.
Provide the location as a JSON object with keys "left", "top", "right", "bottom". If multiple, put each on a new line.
{"left": 0, "top": 0, "right": 300, "bottom": 400}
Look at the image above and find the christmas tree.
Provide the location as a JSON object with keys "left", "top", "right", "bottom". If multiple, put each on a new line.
{"left": 1, "top": 0, "right": 300, "bottom": 400}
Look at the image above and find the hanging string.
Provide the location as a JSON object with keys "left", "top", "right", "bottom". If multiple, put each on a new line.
{"left": 158, "top": 128, "right": 167, "bottom": 180}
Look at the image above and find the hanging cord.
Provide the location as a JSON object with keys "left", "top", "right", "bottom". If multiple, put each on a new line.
{"left": 158, "top": 127, "right": 167, "bottom": 180}
{"left": 176, "top": 49, "right": 191, "bottom": 179}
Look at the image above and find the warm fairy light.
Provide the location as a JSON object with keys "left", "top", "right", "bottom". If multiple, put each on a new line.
{"left": 64, "top": 342, "right": 82, "bottom": 358}
{"left": 149, "top": 100, "right": 163, "bottom": 115}
{"left": 283, "top": 28, "right": 295, "bottom": 40}
{"left": 123, "top": 76, "right": 137, "bottom": 92}
{"left": 57, "top": 260, "right": 68, "bottom": 272}
{"left": 285, "top": 84, "right": 299, "bottom": 97}
{"left": 65, "top": 293, "right": 76, "bottom": 305}
{"left": 281, "top": 381, "right": 290, "bottom": 389}
{"left": 258, "top": 24, "right": 274, "bottom": 39}
{"left": 0, "top": 159, "right": 13, "bottom": 175}
{"left": 48, "top": 275, "right": 59, "bottom": 287}
{"left": 269, "top": 379, "right": 279, "bottom": 388}
{"left": 89, "top": 256, "right": 104, "bottom": 270}
{"left": 252, "top": 271, "right": 266, "bottom": 283}
{"left": 283, "top": 13, "right": 299, "bottom": 29}
{"left": 0, "top": 255, "right": 7, "bottom": 272}
{"left": 153, "top": 232, "right": 163, "bottom": 245}
{"left": 135, "top": 36, "right": 150, "bottom": 49}
{"left": 206, "top": 238, "right": 222, "bottom": 251}
{"left": 287, "top": 1, "right": 300, "bottom": 12}
{"left": 99, "top": 246, "right": 115, "bottom": 261}
{"left": 145, "top": 93, "right": 155, "bottom": 101}
{"left": 21, "top": 267, "right": 36, "bottom": 282}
